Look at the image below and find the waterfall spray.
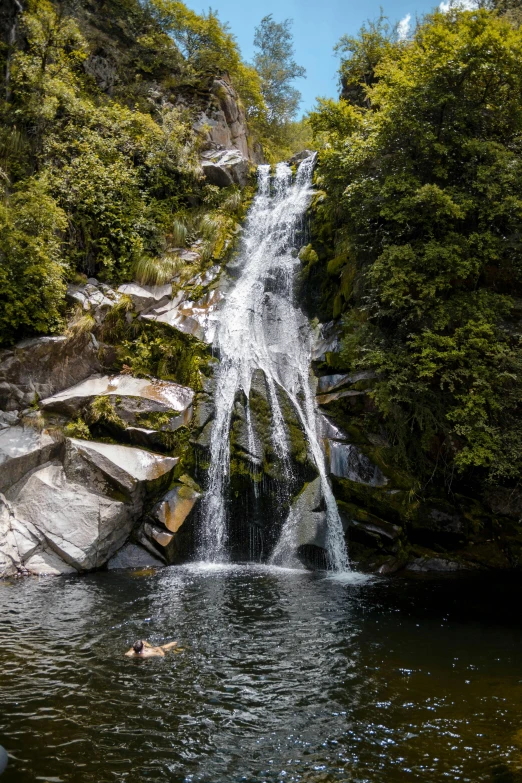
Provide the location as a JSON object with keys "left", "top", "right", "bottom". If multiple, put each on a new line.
{"left": 198, "top": 156, "right": 349, "bottom": 572}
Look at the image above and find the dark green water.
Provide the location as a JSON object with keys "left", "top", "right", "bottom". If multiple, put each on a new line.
{"left": 1, "top": 564, "right": 522, "bottom": 783}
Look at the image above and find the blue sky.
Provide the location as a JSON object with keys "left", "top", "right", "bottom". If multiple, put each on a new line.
{"left": 184, "top": 0, "right": 443, "bottom": 114}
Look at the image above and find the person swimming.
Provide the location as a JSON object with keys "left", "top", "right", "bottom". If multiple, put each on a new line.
{"left": 125, "top": 640, "right": 178, "bottom": 658}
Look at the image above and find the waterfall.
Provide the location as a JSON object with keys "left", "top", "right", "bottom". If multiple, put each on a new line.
{"left": 198, "top": 155, "right": 350, "bottom": 572}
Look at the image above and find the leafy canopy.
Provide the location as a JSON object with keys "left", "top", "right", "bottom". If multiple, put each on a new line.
{"left": 310, "top": 7, "right": 522, "bottom": 485}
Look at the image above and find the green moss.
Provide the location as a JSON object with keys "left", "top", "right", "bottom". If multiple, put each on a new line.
{"left": 63, "top": 417, "right": 92, "bottom": 440}
{"left": 88, "top": 396, "right": 126, "bottom": 430}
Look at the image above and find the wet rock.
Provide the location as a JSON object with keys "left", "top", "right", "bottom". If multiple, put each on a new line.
{"left": 192, "top": 393, "right": 215, "bottom": 432}
{"left": 0, "top": 410, "right": 19, "bottom": 428}
{"left": 316, "top": 389, "right": 366, "bottom": 406}
{"left": 293, "top": 478, "right": 328, "bottom": 549}
{"left": 150, "top": 482, "right": 201, "bottom": 534}
{"left": 201, "top": 149, "right": 251, "bottom": 188}
{"left": 0, "top": 426, "right": 61, "bottom": 492}
{"left": 143, "top": 289, "right": 224, "bottom": 344}
{"left": 326, "top": 441, "right": 387, "bottom": 486}
{"left": 107, "top": 542, "right": 164, "bottom": 570}
{"left": 0, "top": 335, "right": 104, "bottom": 411}
{"left": 376, "top": 558, "right": 405, "bottom": 575}
{"left": 41, "top": 374, "right": 194, "bottom": 428}
{"left": 271, "top": 478, "right": 335, "bottom": 569}
{"left": 317, "top": 371, "right": 376, "bottom": 395}
{"left": 406, "top": 556, "right": 469, "bottom": 572}
{"left": 311, "top": 321, "right": 341, "bottom": 362}
{"left": 345, "top": 512, "right": 400, "bottom": 545}
{"left": 117, "top": 283, "right": 172, "bottom": 314}
{"left": 288, "top": 150, "right": 315, "bottom": 165}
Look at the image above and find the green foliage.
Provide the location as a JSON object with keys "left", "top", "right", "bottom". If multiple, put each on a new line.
{"left": 253, "top": 15, "right": 305, "bottom": 124}
{"left": 117, "top": 322, "right": 207, "bottom": 389}
{"left": 251, "top": 15, "right": 307, "bottom": 160}
{"left": 0, "top": 0, "right": 267, "bottom": 345}
{"left": 88, "top": 396, "right": 126, "bottom": 429}
{"left": 147, "top": 0, "right": 266, "bottom": 119}
{"left": 335, "top": 13, "right": 395, "bottom": 107}
{"left": 0, "top": 178, "right": 66, "bottom": 346}
{"left": 64, "top": 417, "right": 92, "bottom": 440}
{"left": 311, "top": 8, "right": 522, "bottom": 485}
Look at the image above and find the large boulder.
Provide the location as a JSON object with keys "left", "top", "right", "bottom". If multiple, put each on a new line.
{"left": 143, "top": 289, "right": 224, "bottom": 344}
{"left": 0, "top": 335, "right": 105, "bottom": 411}
{"left": 11, "top": 463, "right": 133, "bottom": 573}
{"left": 117, "top": 283, "right": 171, "bottom": 314}
{"left": 0, "top": 426, "right": 61, "bottom": 492}
{"left": 288, "top": 150, "right": 315, "bottom": 166}
{"left": 0, "top": 437, "right": 179, "bottom": 577}
{"left": 64, "top": 439, "right": 178, "bottom": 497}
{"left": 107, "top": 542, "right": 164, "bottom": 570}
{"left": 194, "top": 74, "right": 263, "bottom": 163}
{"left": 151, "top": 481, "right": 201, "bottom": 534}
{"left": 41, "top": 374, "right": 194, "bottom": 431}
{"left": 66, "top": 279, "right": 121, "bottom": 323}
{"left": 269, "top": 478, "right": 330, "bottom": 568}
{"left": 200, "top": 149, "right": 251, "bottom": 188}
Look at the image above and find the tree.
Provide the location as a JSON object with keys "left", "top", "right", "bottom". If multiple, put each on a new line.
{"left": 310, "top": 8, "right": 522, "bottom": 485}
{"left": 334, "top": 13, "right": 394, "bottom": 108}
{"left": 253, "top": 15, "right": 305, "bottom": 126}
{"left": 0, "top": 178, "right": 67, "bottom": 345}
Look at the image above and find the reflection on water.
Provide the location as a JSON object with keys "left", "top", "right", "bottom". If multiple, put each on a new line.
{"left": 1, "top": 566, "right": 522, "bottom": 783}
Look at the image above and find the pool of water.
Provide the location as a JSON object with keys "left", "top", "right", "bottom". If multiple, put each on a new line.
{"left": 1, "top": 564, "right": 522, "bottom": 783}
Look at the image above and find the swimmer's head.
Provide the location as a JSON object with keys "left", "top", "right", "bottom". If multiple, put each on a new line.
{"left": 133, "top": 640, "right": 144, "bottom": 654}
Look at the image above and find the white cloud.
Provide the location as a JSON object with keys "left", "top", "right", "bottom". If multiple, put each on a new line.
{"left": 397, "top": 13, "right": 412, "bottom": 41}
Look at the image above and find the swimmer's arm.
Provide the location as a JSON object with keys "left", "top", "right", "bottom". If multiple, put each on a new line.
{"left": 124, "top": 649, "right": 135, "bottom": 657}
{"left": 161, "top": 641, "right": 178, "bottom": 651}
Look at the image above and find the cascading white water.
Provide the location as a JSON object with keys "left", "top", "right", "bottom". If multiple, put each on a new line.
{"left": 198, "top": 156, "right": 350, "bottom": 572}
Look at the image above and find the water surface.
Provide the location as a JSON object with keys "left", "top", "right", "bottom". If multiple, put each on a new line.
{"left": 1, "top": 565, "right": 522, "bottom": 783}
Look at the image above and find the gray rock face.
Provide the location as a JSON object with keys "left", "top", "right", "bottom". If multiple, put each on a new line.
{"left": 288, "top": 150, "right": 315, "bottom": 166}
{"left": 107, "top": 542, "right": 164, "bottom": 570}
{"left": 41, "top": 374, "right": 194, "bottom": 429}
{"left": 201, "top": 149, "right": 251, "bottom": 188}
{"left": 66, "top": 280, "right": 121, "bottom": 323}
{"left": 65, "top": 439, "right": 178, "bottom": 493}
{"left": 326, "top": 442, "right": 387, "bottom": 486}
{"left": 13, "top": 463, "right": 133, "bottom": 572}
{"left": 0, "top": 427, "right": 61, "bottom": 492}
{"left": 0, "top": 335, "right": 104, "bottom": 411}
{"left": 0, "top": 434, "right": 179, "bottom": 578}
{"left": 316, "top": 371, "right": 376, "bottom": 395}
{"left": 143, "top": 289, "right": 224, "bottom": 344}
{"left": 117, "top": 283, "right": 171, "bottom": 314}
{"left": 293, "top": 478, "right": 327, "bottom": 549}
{"left": 270, "top": 477, "right": 340, "bottom": 569}
{"left": 311, "top": 321, "right": 341, "bottom": 363}
{"left": 194, "top": 75, "right": 262, "bottom": 163}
